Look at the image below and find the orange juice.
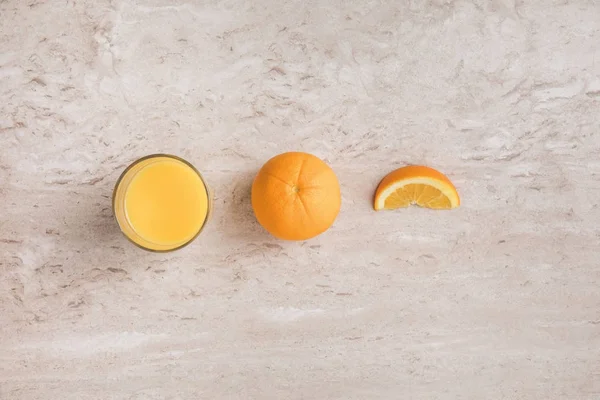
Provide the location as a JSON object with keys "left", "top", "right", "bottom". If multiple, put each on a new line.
{"left": 113, "top": 155, "right": 210, "bottom": 251}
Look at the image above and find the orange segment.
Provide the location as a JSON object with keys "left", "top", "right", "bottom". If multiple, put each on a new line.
{"left": 374, "top": 166, "right": 460, "bottom": 211}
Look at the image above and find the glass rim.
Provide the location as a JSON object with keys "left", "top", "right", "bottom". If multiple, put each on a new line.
{"left": 112, "top": 153, "right": 211, "bottom": 253}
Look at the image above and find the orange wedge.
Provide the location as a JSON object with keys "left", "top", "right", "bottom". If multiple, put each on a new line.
{"left": 374, "top": 166, "right": 460, "bottom": 211}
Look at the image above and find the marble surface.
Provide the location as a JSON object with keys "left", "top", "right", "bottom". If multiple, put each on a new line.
{"left": 1, "top": 0, "right": 600, "bottom": 399}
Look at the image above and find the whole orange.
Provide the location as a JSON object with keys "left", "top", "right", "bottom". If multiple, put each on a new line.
{"left": 251, "top": 152, "right": 341, "bottom": 241}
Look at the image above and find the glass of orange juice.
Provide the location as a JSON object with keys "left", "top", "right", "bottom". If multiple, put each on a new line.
{"left": 112, "top": 154, "right": 211, "bottom": 252}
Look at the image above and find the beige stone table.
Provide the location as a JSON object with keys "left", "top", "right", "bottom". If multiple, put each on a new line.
{"left": 1, "top": 1, "right": 599, "bottom": 399}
